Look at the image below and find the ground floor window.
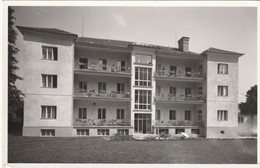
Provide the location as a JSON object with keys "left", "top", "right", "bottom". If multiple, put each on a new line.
{"left": 175, "top": 129, "right": 185, "bottom": 134}
{"left": 191, "top": 129, "right": 200, "bottom": 134}
{"left": 97, "top": 129, "right": 109, "bottom": 135}
{"left": 117, "top": 129, "right": 129, "bottom": 135}
{"left": 41, "top": 129, "right": 55, "bottom": 136}
{"left": 238, "top": 116, "right": 244, "bottom": 123}
{"left": 156, "top": 129, "right": 169, "bottom": 135}
{"left": 77, "top": 129, "right": 89, "bottom": 136}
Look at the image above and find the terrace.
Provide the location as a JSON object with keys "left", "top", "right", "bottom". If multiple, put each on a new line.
{"left": 73, "top": 119, "right": 131, "bottom": 127}
{"left": 155, "top": 120, "right": 204, "bottom": 127}
{"left": 155, "top": 94, "right": 205, "bottom": 104}
{"left": 74, "top": 90, "right": 131, "bottom": 101}
{"left": 74, "top": 63, "right": 132, "bottom": 77}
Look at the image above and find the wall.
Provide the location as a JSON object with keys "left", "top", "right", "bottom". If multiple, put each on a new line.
{"left": 206, "top": 52, "right": 240, "bottom": 138}
{"left": 22, "top": 34, "right": 75, "bottom": 136}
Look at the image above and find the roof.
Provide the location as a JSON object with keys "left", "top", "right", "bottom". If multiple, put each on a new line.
{"left": 202, "top": 47, "right": 244, "bottom": 56}
{"left": 76, "top": 37, "right": 201, "bottom": 57}
{"left": 16, "top": 26, "right": 78, "bottom": 39}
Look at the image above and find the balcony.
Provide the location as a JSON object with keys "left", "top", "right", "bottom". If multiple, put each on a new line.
{"left": 75, "top": 63, "right": 131, "bottom": 77}
{"left": 155, "top": 120, "right": 204, "bottom": 127}
{"left": 74, "top": 90, "right": 131, "bottom": 102}
{"left": 155, "top": 94, "right": 205, "bottom": 104}
{"left": 155, "top": 69, "right": 204, "bottom": 82}
{"left": 73, "top": 119, "right": 131, "bottom": 127}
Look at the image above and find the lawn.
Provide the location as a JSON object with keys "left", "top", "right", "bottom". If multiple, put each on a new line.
{"left": 8, "top": 135, "right": 257, "bottom": 163}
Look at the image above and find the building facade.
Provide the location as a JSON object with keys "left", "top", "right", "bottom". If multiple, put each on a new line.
{"left": 16, "top": 26, "right": 243, "bottom": 138}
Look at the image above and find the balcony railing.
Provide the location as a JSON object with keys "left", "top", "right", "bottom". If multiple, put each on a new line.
{"left": 155, "top": 120, "right": 204, "bottom": 127}
{"left": 156, "top": 69, "right": 203, "bottom": 79}
{"left": 75, "top": 90, "right": 131, "bottom": 99}
{"left": 155, "top": 94, "right": 205, "bottom": 102}
{"left": 74, "top": 119, "right": 131, "bottom": 127}
{"left": 76, "top": 63, "right": 131, "bottom": 74}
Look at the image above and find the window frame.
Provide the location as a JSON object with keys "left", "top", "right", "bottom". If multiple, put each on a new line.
{"left": 134, "top": 53, "right": 152, "bottom": 65}
{"left": 79, "top": 82, "right": 87, "bottom": 92}
{"left": 185, "top": 110, "right": 191, "bottom": 120}
{"left": 117, "top": 83, "right": 125, "bottom": 94}
{"left": 79, "top": 58, "right": 88, "bottom": 69}
{"left": 134, "top": 90, "right": 152, "bottom": 110}
{"left": 169, "top": 110, "right": 176, "bottom": 120}
{"left": 42, "top": 74, "right": 57, "bottom": 88}
{"left": 217, "top": 110, "right": 228, "bottom": 121}
{"left": 98, "top": 82, "right": 106, "bottom": 93}
{"left": 97, "top": 129, "right": 109, "bottom": 135}
{"left": 98, "top": 108, "right": 106, "bottom": 119}
{"left": 218, "top": 86, "right": 228, "bottom": 96}
{"left": 116, "top": 109, "right": 125, "bottom": 119}
{"left": 41, "top": 129, "right": 55, "bottom": 136}
{"left": 218, "top": 63, "right": 228, "bottom": 74}
{"left": 135, "top": 67, "right": 152, "bottom": 87}
{"left": 77, "top": 129, "right": 89, "bottom": 136}
{"left": 156, "top": 110, "right": 161, "bottom": 120}
{"left": 78, "top": 108, "right": 87, "bottom": 119}
{"left": 41, "top": 106, "right": 57, "bottom": 119}
{"left": 42, "top": 46, "right": 58, "bottom": 61}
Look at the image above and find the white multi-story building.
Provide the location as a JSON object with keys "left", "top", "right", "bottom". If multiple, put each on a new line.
{"left": 16, "top": 26, "right": 243, "bottom": 138}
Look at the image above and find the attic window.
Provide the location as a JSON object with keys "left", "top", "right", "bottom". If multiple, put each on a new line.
{"left": 42, "top": 46, "right": 58, "bottom": 60}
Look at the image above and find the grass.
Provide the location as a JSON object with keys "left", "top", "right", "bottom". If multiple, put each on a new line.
{"left": 8, "top": 135, "right": 257, "bottom": 163}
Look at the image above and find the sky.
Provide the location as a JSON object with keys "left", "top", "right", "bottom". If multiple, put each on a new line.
{"left": 12, "top": 6, "right": 257, "bottom": 103}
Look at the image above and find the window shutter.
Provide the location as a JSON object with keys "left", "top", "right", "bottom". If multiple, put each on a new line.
{"left": 53, "top": 75, "right": 57, "bottom": 88}
{"left": 53, "top": 48, "right": 58, "bottom": 60}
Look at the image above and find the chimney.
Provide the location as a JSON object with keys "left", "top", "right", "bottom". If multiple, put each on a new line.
{"left": 178, "top": 37, "right": 189, "bottom": 52}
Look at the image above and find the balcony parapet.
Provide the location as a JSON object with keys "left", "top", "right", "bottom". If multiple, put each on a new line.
{"left": 75, "top": 64, "right": 131, "bottom": 77}
{"left": 155, "top": 120, "right": 204, "bottom": 127}
{"left": 74, "top": 90, "right": 131, "bottom": 101}
{"left": 155, "top": 69, "right": 204, "bottom": 81}
{"left": 155, "top": 94, "right": 205, "bottom": 104}
{"left": 74, "top": 119, "right": 131, "bottom": 127}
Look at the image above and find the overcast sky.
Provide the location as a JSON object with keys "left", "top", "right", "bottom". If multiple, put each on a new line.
{"left": 12, "top": 6, "right": 257, "bottom": 102}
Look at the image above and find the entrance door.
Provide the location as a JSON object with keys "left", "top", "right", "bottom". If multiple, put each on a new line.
{"left": 134, "top": 114, "right": 152, "bottom": 134}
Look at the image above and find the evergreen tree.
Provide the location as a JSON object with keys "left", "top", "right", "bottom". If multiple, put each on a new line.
{"left": 8, "top": 7, "right": 24, "bottom": 123}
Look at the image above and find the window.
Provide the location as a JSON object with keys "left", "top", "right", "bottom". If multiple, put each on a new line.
{"left": 218, "top": 64, "right": 228, "bottom": 74}
{"left": 42, "top": 46, "right": 57, "bottom": 60}
{"left": 156, "top": 110, "right": 161, "bottom": 120}
{"left": 79, "top": 82, "right": 87, "bottom": 92}
{"left": 191, "top": 129, "right": 200, "bottom": 134}
{"left": 185, "top": 67, "right": 192, "bottom": 77}
{"left": 79, "top": 58, "right": 88, "bottom": 69}
{"left": 175, "top": 129, "right": 185, "bottom": 134}
{"left": 117, "top": 60, "right": 126, "bottom": 72}
{"left": 117, "top": 109, "right": 124, "bottom": 119}
{"left": 156, "top": 86, "right": 161, "bottom": 95}
{"left": 117, "top": 83, "right": 125, "bottom": 94}
{"left": 169, "top": 110, "right": 176, "bottom": 120}
{"left": 238, "top": 116, "right": 244, "bottom": 123}
{"left": 170, "top": 86, "right": 176, "bottom": 96}
{"left": 218, "top": 86, "right": 228, "bottom": 96}
{"left": 41, "top": 106, "right": 56, "bottom": 119}
{"left": 135, "top": 54, "right": 152, "bottom": 64}
{"left": 134, "top": 90, "right": 152, "bottom": 110}
{"left": 185, "top": 88, "right": 191, "bottom": 96}
{"left": 185, "top": 110, "right": 191, "bottom": 120}
{"left": 169, "top": 66, "right": 177, "bottom": 76}
{"left": 97, "top": 129, "right": 109, "bottom": 135}
{"left": 98, "top": 59, "right": 107, "bottom": 70}
{"left": 220, "top": 130, "right": 225, "bottom": 134}
{"left": 117, "top": 129, "right": 129, "bottom": 135}
{"left": 198, "top": 87, "right": 203, "bottom": 95}
{"left": 77, "top": 129, "right": 89, "bottom": 136}
{"left": 135, "top": 67, "right": 152, "bottom": 86}
{"left": 217, "top": 110, "right": 228, "bottom": 121}
{"left": 78, "top": 108, "right": 87, "bottom": 119}
{"left": 41, "top": 129, "right": 55, "bottom": 136}
{"left": 42, "top": 74, "right": 57, "bottom": 88}
{"left": 98, "top": 108, "right": 106, "bottom": 119}
{"left": 98, "top": 82, "right": 106, "bottom": 93}
{"left": 198, "top": 110, "right": 202, "bottom": 123}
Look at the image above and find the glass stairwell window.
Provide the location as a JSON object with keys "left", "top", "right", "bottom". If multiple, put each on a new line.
{"left": 135, "top": 54, "right": 152, "bottom": 65}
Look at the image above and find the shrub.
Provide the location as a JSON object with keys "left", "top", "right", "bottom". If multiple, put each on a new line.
{"left": 159, "top": 132, "right": 169, "bottom": 139}
{"left": 110, "top": 133, "right": 133, "bottom": 141}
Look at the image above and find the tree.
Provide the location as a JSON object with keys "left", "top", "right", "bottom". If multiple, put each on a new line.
{"left": 238, "top": 85, "right": 257, "bottom": 115}
{"left": 8, "top": 7, "right": 24, "bottom": 125}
